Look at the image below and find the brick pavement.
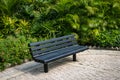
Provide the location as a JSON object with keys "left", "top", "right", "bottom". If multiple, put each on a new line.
{"left": 0, "top": 49, "right": 120, "bottom": 80}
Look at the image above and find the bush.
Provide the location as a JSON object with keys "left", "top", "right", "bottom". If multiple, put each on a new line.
{"left": 94, "top": 30, "right": 120, "bottom": 47}
{"left": 0, "top": 36, "right": 37, "bottom": 71}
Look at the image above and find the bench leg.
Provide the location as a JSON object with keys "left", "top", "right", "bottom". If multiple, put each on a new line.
{"left": 73, "top": 54, "right": 76, "bottom": 61}
{"left": 44, "top": 63, "right": 48, "bottom": 73}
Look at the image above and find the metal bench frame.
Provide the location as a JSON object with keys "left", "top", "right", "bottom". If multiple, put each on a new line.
{"left": 28, "top": 34, "right": 88, "bottom": 73}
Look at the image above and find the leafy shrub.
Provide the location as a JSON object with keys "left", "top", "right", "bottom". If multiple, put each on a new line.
{"left": 94, "top": 30, "right": 120, "bottom": 47}
{"left": 115, "top": 33, "right": 120, "bottom": 47}
{"left": 0, "top": 15, "right": 30, "bottom": 38}
{"left": 0, "top": 36, "right": 37, "bottom": 71}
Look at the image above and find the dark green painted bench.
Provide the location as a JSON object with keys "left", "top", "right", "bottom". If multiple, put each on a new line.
{"left": 28, "top": 34, "right": 88, "bottom": 73}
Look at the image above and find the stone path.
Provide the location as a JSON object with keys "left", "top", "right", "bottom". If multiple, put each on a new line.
{"left": 0, "top": 49, "right": 120, "bottom": 80}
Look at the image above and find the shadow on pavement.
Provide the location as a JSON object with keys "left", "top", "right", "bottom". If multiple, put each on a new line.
{"left": 15, "top": 57, "right": 74, "bottom": 75}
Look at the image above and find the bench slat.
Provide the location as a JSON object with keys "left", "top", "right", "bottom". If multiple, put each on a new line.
{"left": 32, "top": 41, "right": 77, "bottom": 57}
{"left": 45, "top": 46, "right": 88, "bottom": 63}
{"left": 29, "top": 34, "right": 74, "bottom": 46}
{"left": 34, "top": 45, "right": 79, "bottom": 57}
{"left": 35, "top": 45, "right": 88, "bottom": 63}
{"left": 31, "top": 37, "right": 76, "bottom": 51}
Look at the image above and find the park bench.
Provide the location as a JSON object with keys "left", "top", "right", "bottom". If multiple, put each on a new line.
{"left": 28, "top": 34, "right": 88, "bottom": 73}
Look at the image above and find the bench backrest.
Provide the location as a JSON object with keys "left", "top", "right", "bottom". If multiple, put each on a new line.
{"left": 28, "top": 34, "right": 78, "bottom": 58}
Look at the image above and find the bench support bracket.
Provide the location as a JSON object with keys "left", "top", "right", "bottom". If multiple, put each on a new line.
{"left": 44, "top": 63, "right": 48, "bottom": 73}
{"left": 73, "top": 54, "right": 76, "bottom": 61}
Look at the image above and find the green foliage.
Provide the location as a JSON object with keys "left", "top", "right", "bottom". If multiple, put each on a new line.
{"left": 0, "top": 36, "right": 37, "bottom": 71}
{"left": 0, "top": 0, "right": 21, "bottom": 16}
{"left": 0, "top": 16, "right": 30, "bottom": 38}
{"left": 93, "top": 30, "right": 120, "bottom": 47}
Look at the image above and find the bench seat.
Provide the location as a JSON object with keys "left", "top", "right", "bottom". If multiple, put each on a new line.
{"left": 34, "top": 45, "right": 88, "bottom": 63}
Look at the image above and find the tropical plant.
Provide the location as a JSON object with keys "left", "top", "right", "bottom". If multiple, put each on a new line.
{"left": 0, "top": 0, "right": 21, "bottom": 16}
